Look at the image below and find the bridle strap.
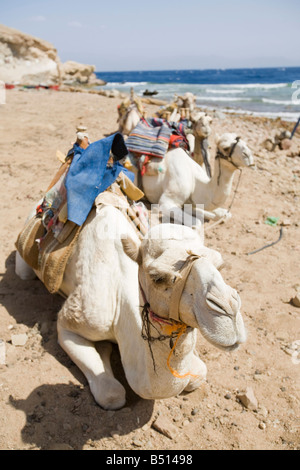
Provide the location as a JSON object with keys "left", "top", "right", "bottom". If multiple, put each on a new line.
{"left": 216, "top": 136, "right": 241, "bottom": 185}
{"left": 169, "top": 254, "right": 201, "bottom": 322}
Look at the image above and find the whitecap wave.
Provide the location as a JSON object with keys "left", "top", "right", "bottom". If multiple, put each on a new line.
{"left": 105, "top": 81, "right": 148, "bottom": 87}
{"left": 206, "top": 89, "right": 245, "bottom": 94}
{"left": 262, "top": 98, "right": 296, "bottom": 105}
{"left": 198, "top": 96, "right": 252, "bottom": 102}
{"left": 222, "top": 83, "right": 288, "bottom": 89}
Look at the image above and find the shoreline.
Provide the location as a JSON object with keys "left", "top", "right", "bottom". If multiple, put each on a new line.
{"left": 3, "top": 78, "right": 299, "bottom": 123}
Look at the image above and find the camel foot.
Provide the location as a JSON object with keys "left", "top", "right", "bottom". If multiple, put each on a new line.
{"left": 90, "top": 373, "right": 126, "bottom": 410}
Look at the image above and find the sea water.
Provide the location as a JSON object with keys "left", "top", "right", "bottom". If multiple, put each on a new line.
{"left": 95, "top": 67, "right": 300, "bottom": 122}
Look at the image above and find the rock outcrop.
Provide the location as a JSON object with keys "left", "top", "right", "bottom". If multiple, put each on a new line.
{"left": 0, "top": 24, "right": 105, "bottom": 86}
{"left": 0, "top": 24, "right": 60, "bottom": 85}
{"left": 60, "top": 60, "right": 105, "bottom": 86}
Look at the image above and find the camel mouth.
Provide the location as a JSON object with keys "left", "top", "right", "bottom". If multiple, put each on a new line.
{"left": 222, "top": 341, "right": 242, "bottom": 351}
{"left": 212, "top": 339, "right": 244, "bottom": 352}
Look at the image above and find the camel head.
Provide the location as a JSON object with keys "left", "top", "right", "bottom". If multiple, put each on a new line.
{"left": 190, "top": 111, "right": 213, "bottom": 139}
{"left": 176, "top": 92, "right": 197, "bottom": 112}
{"left": 216, "top": 133, "right": 254, "bottom": 170}
{"left": 122, "top": 224, "right": 246, "bottom": 351}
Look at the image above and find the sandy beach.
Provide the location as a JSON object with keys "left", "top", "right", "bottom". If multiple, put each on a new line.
{"left": 0, "top": 87, "right": 299, "bottom": 450}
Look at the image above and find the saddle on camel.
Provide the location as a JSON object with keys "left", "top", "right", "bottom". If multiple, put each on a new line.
{"left": 16, "top": 127, "right": 148, "bottom": 296}
{"left": 126, "top": 117, "right": 190, "bottom": 176}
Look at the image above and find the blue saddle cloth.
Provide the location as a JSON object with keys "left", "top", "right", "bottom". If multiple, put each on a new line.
{"left": 65, "top": 133, "right": 133, "bottom": 226}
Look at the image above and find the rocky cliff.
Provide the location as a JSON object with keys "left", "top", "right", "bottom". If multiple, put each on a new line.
{"left": 0, "top": 24, "right": 105, "bottom": 86}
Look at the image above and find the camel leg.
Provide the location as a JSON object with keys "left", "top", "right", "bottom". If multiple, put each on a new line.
{"left": 159, "top": 197, "right": 194, "bottom": 227}
{"left": 184, "top": 205, "right": 232, "bottom": 222}
{"left": 57, "top": 325, "right": 126, "bottom": 410}
{"left": 184, "top": 351, "right": 207, "bottom": 393}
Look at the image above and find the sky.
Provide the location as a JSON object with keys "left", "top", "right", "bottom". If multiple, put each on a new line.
{"left": 1, "top": 0, "right": 300, "bottom": 71}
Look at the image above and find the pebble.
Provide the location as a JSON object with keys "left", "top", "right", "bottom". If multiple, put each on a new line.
{"left": 291, "top": 292, "right": 300, "bottom": 308}
{"left": 0, "top": 340, "right": 6, "bottom": 365}
{"left": 237, "top": 387, "right": 258, "bottom": 411}
{"left": 152, "top": 415, "right": 178, "bottom": 440}
{"left": 132, "top": 438, "right": 143, "bottom": 447}
{"left": 280, "top": 139, "right": 292, "bottom": 151}
{"left": 11, "top": 333, "right": 28, "bottom": 346}
{"left": 283, "top": 340, "right": 300, "bottom": 365}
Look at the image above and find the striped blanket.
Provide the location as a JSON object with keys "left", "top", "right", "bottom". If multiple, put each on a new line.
{"left": 126, "top": 118, "right": 189, "bottom": 160}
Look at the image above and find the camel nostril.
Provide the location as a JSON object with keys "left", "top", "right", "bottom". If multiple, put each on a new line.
{"left": 206, "top": 293, "right": 231, "bottom": 316}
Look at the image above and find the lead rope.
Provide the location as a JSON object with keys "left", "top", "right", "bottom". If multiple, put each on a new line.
{"left": 166, "top": 324, "right": 200, "bottom": 379}
{"left": 140, "top": 284, "right": 200, "bottom": 379}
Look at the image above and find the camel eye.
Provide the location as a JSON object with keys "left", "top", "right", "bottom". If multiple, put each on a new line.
{"left": 151, "top": 276, "right": 166, "bottom": 285}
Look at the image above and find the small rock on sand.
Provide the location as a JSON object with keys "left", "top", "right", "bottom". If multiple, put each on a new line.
{"left": 152, "top": 415, "right": 178, "bottom": 440}
{"left": 11, "top": 334, "right": 28, "bottom": 346}
{"left": 237, "top": 387, "right": 258, "bottom": 411}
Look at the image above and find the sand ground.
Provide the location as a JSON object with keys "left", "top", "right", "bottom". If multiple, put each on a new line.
{"left": 0, "top": 88, "right": 299, "bottom": 450}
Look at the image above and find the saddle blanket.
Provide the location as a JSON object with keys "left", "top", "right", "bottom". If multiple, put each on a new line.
{"left": 126, "top": 118, "right": 189, "bottom": 160}
{"left": 15, "top": 133, "right": 147, "bottom": 295}
{"left": 16, "top": 177, "right": 147, "bottom": 295}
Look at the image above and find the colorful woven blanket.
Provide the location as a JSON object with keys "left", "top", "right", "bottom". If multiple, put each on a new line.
{"left": 126, "top": 118, "right": 189, "bottom": 160}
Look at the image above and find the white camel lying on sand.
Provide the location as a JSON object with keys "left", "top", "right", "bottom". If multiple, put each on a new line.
{"left": 129, "top": 133, "right": 254, "bottom": 226}
{"left": 122, "top": 109, "right": 213, "bottom": 176}
{"left": 16, "top": 203, "right": 246, "bottom": 410}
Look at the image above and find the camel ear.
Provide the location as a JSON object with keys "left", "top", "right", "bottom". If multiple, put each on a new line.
{"left": 121, "top": 237, "right": 142, "bottom": 265}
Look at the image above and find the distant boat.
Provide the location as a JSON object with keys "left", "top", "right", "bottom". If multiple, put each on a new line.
{"left": 143, "top": 89, "right": 158, "bottom": 96}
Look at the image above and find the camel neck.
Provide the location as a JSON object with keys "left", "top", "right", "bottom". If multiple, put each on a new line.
{"left": 208, "top": 158, "right": 236, "bottom": 208}
{"left": 193, "top": 135, "right": 205, "bottom": 164}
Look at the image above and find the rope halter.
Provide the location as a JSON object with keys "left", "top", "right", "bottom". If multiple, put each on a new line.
{"left": 169, "top": 253, "right": 201, "bottom": 322}
{"left": 139, "top": 253, "right": 201, "bottom": 379}
{"left": 216, "top": 136, "right": 241, "bottom": 185}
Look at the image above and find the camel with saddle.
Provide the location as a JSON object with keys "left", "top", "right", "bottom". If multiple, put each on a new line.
{"left": 15, "top": 132, "right": 246, "bottom": 410}
{"left": 120, "top": 102, "right": 214, "bottom": 178}
{"left": 126, "top": 131, "right": 254, "bottom": 227}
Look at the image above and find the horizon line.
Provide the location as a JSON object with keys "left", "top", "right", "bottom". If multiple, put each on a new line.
{"left": 95, "top": 65, "right": 300, "bottom": 73}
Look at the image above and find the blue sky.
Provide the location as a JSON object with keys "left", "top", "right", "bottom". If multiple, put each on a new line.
{"left": 1, "top": 0, "right": 299, "bottom": 71}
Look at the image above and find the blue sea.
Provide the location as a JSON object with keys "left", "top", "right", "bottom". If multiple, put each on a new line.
{"left": 95, "top": 67, "right": 300, "bottom": 122}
